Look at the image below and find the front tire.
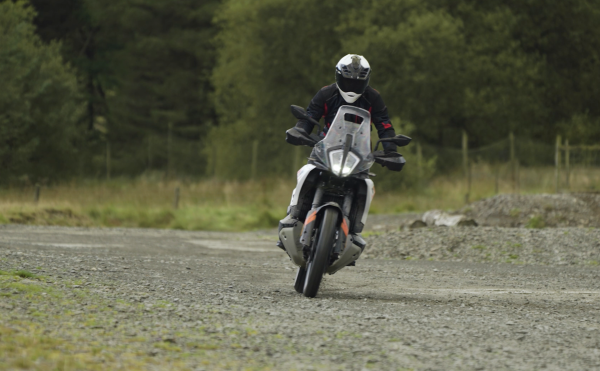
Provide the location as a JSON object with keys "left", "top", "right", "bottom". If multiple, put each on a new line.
{"left": 303, "top": 208, "right": 338, "bottom": 298}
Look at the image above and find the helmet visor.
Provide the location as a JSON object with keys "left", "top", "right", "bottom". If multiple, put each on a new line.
{"left": 336, "top": 74, "right": 369, "bottom": 95}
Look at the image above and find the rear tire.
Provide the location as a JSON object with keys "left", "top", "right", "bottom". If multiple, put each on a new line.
{"left": 303, "top": 208, "right": 338, "bottom": 298}
{"left": 294, "top": 267, "right": 306, "bottom": 293}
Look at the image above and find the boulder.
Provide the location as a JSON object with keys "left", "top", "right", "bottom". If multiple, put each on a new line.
{"left": 422, "top": 210, "right": 478, "bottom": 227}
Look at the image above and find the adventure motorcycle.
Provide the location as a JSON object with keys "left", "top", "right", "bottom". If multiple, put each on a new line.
{"left": 280, "top": 105, "right": 411, "bottom": 297}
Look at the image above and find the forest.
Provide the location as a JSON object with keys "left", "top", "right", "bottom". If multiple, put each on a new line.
{"left": 1, "top": 0, "right": 599, "bottom": 184}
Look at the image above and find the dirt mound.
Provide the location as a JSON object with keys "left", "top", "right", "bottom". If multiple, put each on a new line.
{"left": 461, "top": 193, "right": 600, "bottom": 228}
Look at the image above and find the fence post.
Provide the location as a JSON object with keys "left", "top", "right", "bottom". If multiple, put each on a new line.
{"left": 147, "top": 136, "right": 152, "bottom": 170}
{"left": 251, "top": 140, "right": 258, "bottom": 180}
{"left": 462, "top": 130, "right": 469, "bottom": 203}
{"left": 167, "top": 122, "right": 173, "bottom": 179}
{"left": 173, "top": 187, "right": 180, "bottom": 209}
{"left": 211, "top": 145, "right": 217, "bottom": 178}
{"left": 466, "top": 161, "right": 472, "bottom": 204}
{"left": 565, "top": 139, "right": 570, "bottom": 190}
{"left": 509, "top": 131, "right": 515, "bottom": 192}
{"left": 494, "top": 166, "right": 499, "bottom": 194}
{"left": 516, "top": 160, "right": 520, "bottom": 194}
{"left": 416, "top": 142, "right": 423, "bottom": 186}
{"left": 34, "top": 184, "right": 40, "bottom": 204}
{"left": 555, "top": 135, "right": 561, "bottom": 193}
{"left": 106, "top": 140, "right": 111, "bottom": 181}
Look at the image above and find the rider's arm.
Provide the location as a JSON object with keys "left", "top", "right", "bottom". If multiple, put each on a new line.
{"left": 370, "top": 92, "right": 397, "bottom": 153}
{"left": 295, "top": 88, "right": 327, "bottom": 134}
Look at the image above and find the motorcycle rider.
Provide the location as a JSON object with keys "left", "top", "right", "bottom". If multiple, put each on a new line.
{"left": 278, "top": 54, "right": 399, "bottom": 251}
{"left": 295, "top": 54, "right": 397, "bottom": 153}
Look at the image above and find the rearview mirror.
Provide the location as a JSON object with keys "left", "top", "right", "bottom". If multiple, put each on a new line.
{"left": 390, "top": 134, "right": 412, "bottom": 147}
{"left": 290, "top": 105, "right": 310, "bottom": 121}
{"left": 290, "top": 105, "right": 322, "bottom": 132}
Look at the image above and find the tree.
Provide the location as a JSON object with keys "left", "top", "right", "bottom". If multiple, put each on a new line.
{"left": 99, "top": 0, "right": 220, "bottom": 176}
{"left": 210, "top": 0, "right": 354, "bottom": 179}
{"left": 0, "top": 0, "right": 83, "bottom": 183}
{"left": 26, "top": 0, "right": 221, "bottom": 177}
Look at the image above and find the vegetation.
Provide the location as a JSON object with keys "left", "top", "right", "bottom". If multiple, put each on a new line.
{"left": 0, "top": 0, "right": 599, "bottom": 183}
{"left": 0, "top": 273, "right": 273, "bottom": 370}
{"left": 0, "top": 179, "right": 287, "bottom": 231}
{"left": 0, "top": 1, "right": 82, "bottom": 182}
{"left": 14, "top": 270, "right": 38, "bottom": 279}
{"left": 210, "top": 0, "right": 600, "bottom": 179}
{"left": 526, "top": 215, "right": 546, "bottom": 229}
{"left": 0, "top": 164, "right": 589, "bottom": 231}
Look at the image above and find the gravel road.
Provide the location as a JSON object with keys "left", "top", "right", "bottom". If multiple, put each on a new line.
{"left": 1, "top": 224, "right": 600, "bottom": 370}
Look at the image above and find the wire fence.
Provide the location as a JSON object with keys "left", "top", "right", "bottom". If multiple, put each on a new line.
{"left": 91, "top": 132, "right": 600, "bottom": 195}
{"left": 413, "top": 133, "right": 600, "bottom": 200}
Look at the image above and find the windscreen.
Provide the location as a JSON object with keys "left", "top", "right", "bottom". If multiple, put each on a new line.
{"left": 314, "top": 106, "right": 374, "bottom": 176}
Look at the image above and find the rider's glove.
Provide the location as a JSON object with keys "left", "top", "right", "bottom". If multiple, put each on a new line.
{"left": 383, "top": 144, "right": 397, "bottom": 154}
{"left": 295, "top": 120, "right": 313, "bottom": 134}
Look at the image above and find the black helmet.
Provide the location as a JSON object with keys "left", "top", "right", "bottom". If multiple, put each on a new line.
{"left": 335, "top": 54, "right": 371, "bottom": 103}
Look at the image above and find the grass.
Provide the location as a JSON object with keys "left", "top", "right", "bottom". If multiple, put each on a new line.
{"left": 14, "top": 270, "right": 37, "bottom": 279}
{"left": 0, "top": 164, "right": 597, "bottom": 231}
{"left": 0, "top": 179, "right": 289, "bottom": 231}
{"left": 0, "top": 269, "right": 38, "bottom": 279}
{"left": 526, "top": 215, "right": 546, "bottom": 229}
{"left": 0, "top": 274, "right": 278, "bottom": 370}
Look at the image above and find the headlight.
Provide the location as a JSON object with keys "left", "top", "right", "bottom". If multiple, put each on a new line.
{"left": 329, "top": 150, "right": 360, "bottom": 177}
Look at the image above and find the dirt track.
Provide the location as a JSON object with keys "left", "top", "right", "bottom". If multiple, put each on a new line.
{"left": 1, "top": 224, "right": 600, "bottom": 370}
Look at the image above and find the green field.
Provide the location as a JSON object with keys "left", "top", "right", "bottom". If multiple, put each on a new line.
{"left": 1, "top": 164, "right": 587, "bottom": 231}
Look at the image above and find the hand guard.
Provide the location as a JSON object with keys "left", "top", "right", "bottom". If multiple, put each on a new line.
{"left": 373, "top": 151, "right": 406, "bottom": 172}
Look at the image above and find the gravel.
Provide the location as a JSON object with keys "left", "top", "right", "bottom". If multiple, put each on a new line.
{"left": 1, "top": 220, "right": 600, "bottom": 370}
{"left": 461, "top": 193, "right": 600, "bottom": 228}
{"left": 364, "top": 227, "right": 600, "bottom": 266}
{"left": 366, "top": 193, "right": 600, "bottom": 231}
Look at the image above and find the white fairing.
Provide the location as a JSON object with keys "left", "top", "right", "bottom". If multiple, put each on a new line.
{"left": 291, "top": 165, "right": 374, "bottom": 226}
{"left": 290, "top": 164, "right": 317, "bottom": 207}
{"left": 361, "top": 179, "right": 375, "bottom": 225}
{"left": 337, "top": 86, "right": 361, "bottom": 103}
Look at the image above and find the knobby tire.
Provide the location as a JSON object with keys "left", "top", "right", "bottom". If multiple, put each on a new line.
{"left": 303, "top": 207, "right": 338, "bottom": 298}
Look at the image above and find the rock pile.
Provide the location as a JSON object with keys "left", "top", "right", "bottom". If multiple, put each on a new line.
{"left": 365, "top": 193, "right": 600, "bottom": 231}
{"left": 461, "top": 193, "right": 600, "bottom": 228}
{"left": 363, "top": 226, "right": 600, "bottom": 266}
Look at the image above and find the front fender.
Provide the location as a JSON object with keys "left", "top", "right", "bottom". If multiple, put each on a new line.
{"left": 299, "top": 202, "right": 343, "bottom": 246}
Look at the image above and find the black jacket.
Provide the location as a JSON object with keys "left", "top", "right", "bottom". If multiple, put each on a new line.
{"left": 296, "top": 84, "right": 397, "bottom": 152}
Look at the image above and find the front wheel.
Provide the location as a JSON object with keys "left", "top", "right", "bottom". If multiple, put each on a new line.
{"left": 303, "top": 208, "right": 338, "bottom": 298}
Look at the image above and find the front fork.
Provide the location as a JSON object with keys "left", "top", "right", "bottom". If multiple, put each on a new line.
{"left": 298, "top": 187, "right": 324, "bottom": 247}
{"left": 334, "top": 191, "right": 354, "bottom": 254}
{"left": 299, "top": 187, "right": 354, "bottom": 255}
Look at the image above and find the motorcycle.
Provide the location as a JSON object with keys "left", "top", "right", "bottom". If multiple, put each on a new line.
{"left": 280, "top": 104, "right": 411, "bottom": 297}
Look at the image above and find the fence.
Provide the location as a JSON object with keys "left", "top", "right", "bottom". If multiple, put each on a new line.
{"left": 417, "top": 132, "right": 600, "bottom": 203}
{"left": 556, "top": 137, "right": 600, "bottom": 193}
{"left": 90, "top": 131, "right": 600, "bottom": 197}
{"left": 87, "top": 132, "right": 207, "bottom": 181}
